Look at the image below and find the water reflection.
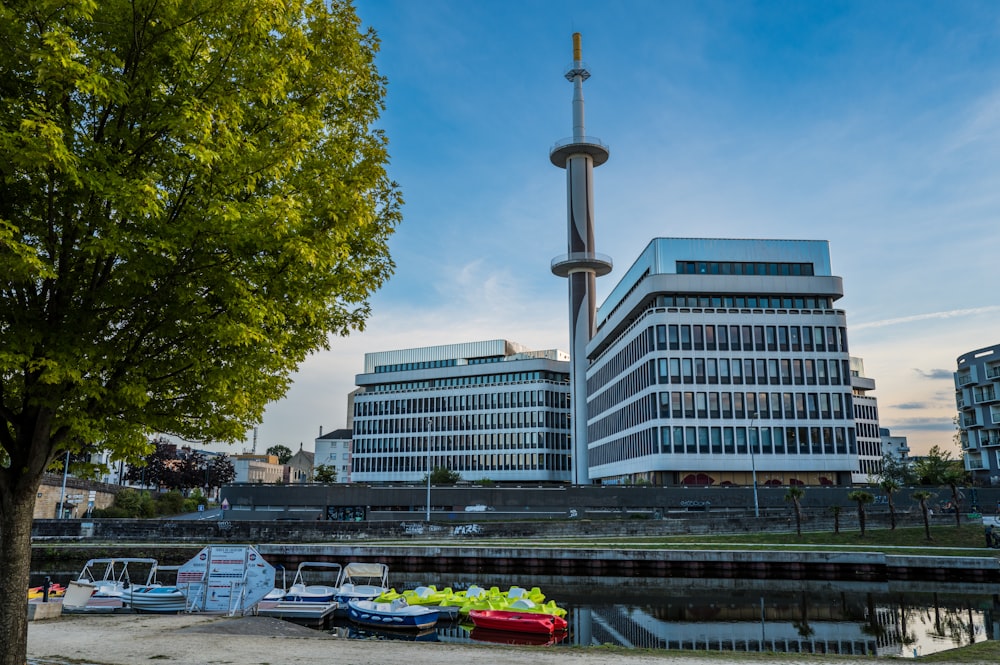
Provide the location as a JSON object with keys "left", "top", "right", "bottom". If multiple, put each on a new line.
{"left": 356, "top": 575, "right": 999, "bottom": 658}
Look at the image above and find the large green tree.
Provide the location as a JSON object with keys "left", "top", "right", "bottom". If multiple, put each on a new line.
{"left": 0, "top": 1, "right": 400, "bottom": 661}
{"left": 266, "top": 444, "right": 293, "bottom": 464}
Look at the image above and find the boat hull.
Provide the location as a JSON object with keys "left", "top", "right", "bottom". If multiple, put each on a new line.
{"left": 468, "top": 609, "right": 568, "bottom": 635}
{"left": 347, "top": 599, "right": 439, "bottom": 631}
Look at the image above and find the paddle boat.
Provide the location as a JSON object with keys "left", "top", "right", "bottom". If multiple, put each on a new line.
{"left": 468, "top": 609, "right": 568, "bottom": 635}
{"left": 280, "top": 562, "right": 342, "bottom": 602}
{"left": 332, "top": 562, "right": 389, "bottom": 606}
{"left": 64, "top": 557, "right": 160, "bottom": 612}
{"left": 346, "top": 598, "right": 440, "bottom": 631}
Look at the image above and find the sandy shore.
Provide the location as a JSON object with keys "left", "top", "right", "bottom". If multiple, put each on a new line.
{"left": 26, "top": 612, "right": 889, "bottom": 665}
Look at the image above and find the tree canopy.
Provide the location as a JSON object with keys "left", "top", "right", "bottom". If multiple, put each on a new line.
{"left": 123, "top": 442, "right": 235, "bottom": 493}
{"left": 0, "top": 2, "right": 400, "bottom": 661}
{"left": 313, "top": 464, "right": 337, "bottom": 483}
{"left": 266, "top": 445, "right": 294, "bottom": 464}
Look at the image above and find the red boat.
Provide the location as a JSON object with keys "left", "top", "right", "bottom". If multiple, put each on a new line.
{"left": 468, "top": 609, "right": 568, "bottom": 635}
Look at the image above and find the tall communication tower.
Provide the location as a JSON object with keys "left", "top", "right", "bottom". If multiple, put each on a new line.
{"left": 550, "top": 33, "right": 612, "bottom": 484}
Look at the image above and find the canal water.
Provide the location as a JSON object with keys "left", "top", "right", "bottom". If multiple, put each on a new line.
{"left": 357, "top": 573, "right": 999, "bottom": 658}
{"left": 31, "top": 568, "right": 998, "bottom": 658}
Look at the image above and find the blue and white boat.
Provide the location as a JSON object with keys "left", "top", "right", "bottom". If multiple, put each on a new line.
{"left": 346, "top": 598, "right": 440, "bottom": 630}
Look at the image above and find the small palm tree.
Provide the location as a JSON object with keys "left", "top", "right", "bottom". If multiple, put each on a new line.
{"left": 913, "top": 490, "right": 934, "bottom": 541}
{"left": 830, "top": 505, "right": 842, "bottom": 535}
{"left": 879, "top": 478, "right": 900, "bottom": 530}
{"left": 785, "top": 486, "right": 805, "bottom": 535}
{"left": 847, "top": 490, "right": 875, "bottom": 536}
{"left": 942, "top": 467, "right": 966, "bottom": 528}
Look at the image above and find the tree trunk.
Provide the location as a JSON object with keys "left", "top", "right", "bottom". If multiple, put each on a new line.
{"left": 888, "top": 496, "right": 896, "bottom": 530}
{"left": 951, "top": 485, "right": 962, "bottom": 528}
{"left": 0, "top": 478, "right": 42, "bottom": 665}
{"left": 858, "top": 505, "right": 867, "bottom": 536}
{"left": 921, "top": 503, "right": 932, "bottom": 541}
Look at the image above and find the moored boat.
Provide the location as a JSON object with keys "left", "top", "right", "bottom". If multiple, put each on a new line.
{"left": 63, "top": 558, "right": 160, "bottom": 613}
{"left": 332, "top": 562, "right": 389, "bottom": 606}
{"left": 346, "top": 598, "right": 440, "bottom": 630}
{"left": 279, "top": 562, "right": 342, "bottom": 603}
{"left": 468, "top": 609, "right": 568, "bottom": 635}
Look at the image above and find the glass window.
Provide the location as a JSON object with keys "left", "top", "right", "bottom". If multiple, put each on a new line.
{"left": 683, "top": 391, "right": 695, "bottom": 418}
{"left": 705, "top": 325, "right": 716, "bottom": 350}
{"left": 686, "top": 426, "right": 697, "bottom": 454}
{"left": 805, "top": 359, "right": 816, "bottom": 385}
{"left": 670, "top": 358, "right": 681, "bottom": 383}
{"left": 658, "top": 358, "right": 669, "bottom": 383}
{"left": 656, "top": 325, "right": 667, "bottom": 350}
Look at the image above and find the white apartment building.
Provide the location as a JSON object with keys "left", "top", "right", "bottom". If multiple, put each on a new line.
{"left": 585, "top": 238, "right": 857, "bottom": 486}
{"left": 314, "top": 428, "right": 353, "bottom": 483}
{"left": 351, "top": 340, "right": 572, "bottom": 483}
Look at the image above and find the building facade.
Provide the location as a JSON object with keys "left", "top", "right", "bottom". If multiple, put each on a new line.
{"left": 351, "top": 340, "right": 572, "bottom": 483}
{"left": 314, "top": 429, "right": 353, "bottom": 483}
{"left": 879, "top": 428, "right": 910, "bottom": 465}
{"left": 851, "top": 357, "right": 882, "bottom": 484}
{"left": 585, "top": 238, "right": 857, "bottom": 486}
{"left": 955, "top": 343, "right": 1000, "bottom": 485}
{"left": 232, "top": 454, "right": 284, "bottom": 485}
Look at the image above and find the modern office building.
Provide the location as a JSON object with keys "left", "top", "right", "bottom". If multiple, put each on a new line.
{"left": 585, "top": 237, "right": 857, "bottom": 486}
{"left": 955, "top": 344, "right": 1000, "bottom": 485}
{"left": 850, "top": 357, "right": 882, "bottom": 484}
{"left": 351, "top": 340, "right": 572, "bottom": 483}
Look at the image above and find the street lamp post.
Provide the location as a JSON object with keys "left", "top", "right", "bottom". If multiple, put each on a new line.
{"left": 749, "top": 412, "right": 760, "bottom": 518}
{"left": 57, "top": 450, "right": 70, "bottom": 519}
{"left": 425, "top": 417, "right": 433, "bottom": 523}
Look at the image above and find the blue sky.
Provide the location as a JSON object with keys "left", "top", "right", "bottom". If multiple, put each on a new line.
{"left": 240, "top": 1, "right": 1000, "bottom": 457}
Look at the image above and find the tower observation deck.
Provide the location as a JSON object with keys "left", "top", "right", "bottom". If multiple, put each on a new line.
{"left": 550, "top": 33, "right": 612, "bottom": 485}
